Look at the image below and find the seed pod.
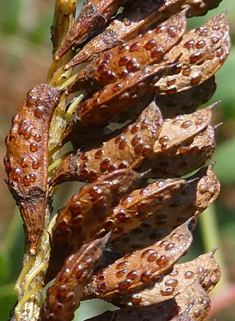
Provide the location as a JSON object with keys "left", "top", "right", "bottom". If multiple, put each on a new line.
{"left": 112, "top": 163, "right": 220, "bottom": 253}
{"left": 45, "top": 168, "right": 145, "bottom": 283}
{"left": 40, "top": 235, "right": 109, "bottom": 321}
{"left": 73, "top": 11, "right": 187, "bottom": 88}
{"left": 65, "top": 0, "right": 186, "bottom": 69}
{"left": 109, "top": 250, "right": 220, "bottom": 308}
{"left": 142, "top": 123, "right": 216, "bottom": 178}
{"left": 55, "top": 0, "right": 130, "bottom": 60}
{"left": 95, "top": 178, "right": 187, "bottom": 241}
{"left": 4, "top": 84, "right": 62, "bottom": 254}
{"left": 154, "top": 13, "right": 230, "bottom": 94}
{"left": 51, "top": 100, "right": 162, "bottom": 186}
{"left": 83, "top": 218, "right": 194, "bottom": 299}
{"left": 155, "top": 76, "right": 216, "bottom": 118}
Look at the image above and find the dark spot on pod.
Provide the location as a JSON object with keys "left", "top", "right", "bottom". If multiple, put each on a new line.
{"left": 170, "top": 270, "right": 179, "bottom": 276}
{"left": 191, "top": 73, "right": 202, "bottom": 84}
{"left": 181, "top": 120, "right": 192, "bottom": 128}
{"left": 190, "top": 146, "right": 199, "bottom": 154}
{"left": 211, "top": 37, "right": 219, "bottom": 44}
{"left": 182, "top": 67, "right": 191, "bottom": 76}
{"left": 114, "top": 135, "right": 122, "bottom": 144}
{"left": 194, "top": 309, "right": 201, "bottom": 318}
{"left": 34, "top": 106, "right": 44, "bottom": 118}
{"left": 167, "top": 77, "right": 176, "bottom": 86}
{"left": 118, "top": 161, "right": 128, "bottom": 169}
{"left": 131, "top": 134, "right": 140, "bottom": 147}
{"left": 100, "top": 158, "right": 111, "bottom": 171}
{"left": 118, "top": 279, "right": 132, "bottom": 290}
{"left": 159, "top": 136, "right": 169, "bottom": 144}
{"left": 134, "top": 141, "right": 143, "bottom": 153}
{"left": 21, "top": 157, "right": 29, "bottom": 168}
{"left": 12, "top": 168, "right": 21, "bottom": 180}
{"left": 129, "top": 42, "right": 141, "bottom": 52}
{"left": 141, "top": 270, "right": 152, "bottom": 282}
{"left": 142, "top": 145, "right": 151, "bottom": 156}
{"left": 34, "top": 134, "right": 41, "bottom": 142}
{"left": 131, "top": 124, "right": 140, "bottom": 134}
{"left": 112, "top": 83, "right": 123, "bottom": 93}
{"left": 97, "top": 282, "right": 108, "bottom": 293}
{"left": 216, "top": 47, "right": 224, "bottom": 57}
{"left": 126, "top": 59, "right": 140, "bottom": 72}
{"left": 184, "top": 39, "right": 195, "bottom": 49}
{"left": 127, "top": 270, "right": 138, "bottom": 280}
{"left": 116, "top": 269, "right": 128, "bottom": 278}
{"left": 101, "top": 70, "right": 116, "bottom": 80}
{"left": 165, "top": 243, "right": 175, "bottom": 251}
{"left": 156, "top": 255, "right": 168, "bottom": 266}
{"left": 32, "top": 159, "right": 40, "bottom": 169}
{"left": 119, "top": 56, "right": 130, "bottom": 66}
{"left": 108, "top": 164, "right": 117, "bottom": 173}
{"left": 168, "top": 26, "right": 177, "bottom": 38}
{"left": 120, "top": 196, "right": 132, "bottom": 206}
{"left": 23, "top": 175, "right": 30, "bottom": 186}
{"left": 116, "top": 261, "right": 128, "bottom": 270}
{"left": 147, "top": 252, "right": 158, "bottom": 262}
{"left": 119, "top": 139, "right": 128, "bottom": 150}
{"left": 145, "top": 39, "right": 156, "bottom": 50}
{"left": 57, "top": 285, "right": 67, "bottom": 299}
{"left": 116, "top": 210, "right": 127, "bottom": 222}
{"left": 185, "top": 271, "right": 194, "bottom": 279}
{"left": 30, "top": 142, "right": 38, "bottom": 152}
{"left": 151, "top": 48, "right": 164, "bottom": 59}
{"left": 131, "top": 294, "right": 142, "bottom": 304}
{"left": 73, "top": 215, "right": 83, "bottom": 226}
{"left": 95, "top": 149, "right": 103, "bottom": 159}
{"left": 190, "top": 52, "right": 203, "bottom": 64}
{"left": 165, "top": 279, "right": 178, "bottom": 287}
{"left": 29, "top": 173, "right": 36, "bottom": 182}
{"left": 71, "top": 201, "right": 81, "bottom": 215}
{"left": 160, "top": 286, "right": 174, "bottom": 296}
{"left": 141, "top": 249, "right": 155, "bottom": 258}
{"left": 89, "top": 170, "right": 98, "bottom": 180}
{"left": 55, "top": 303, "right": 63, "bottom": 314}
{"left": 196, "top": 40, "right": 206, "bottom": 49}
{"left": 199, "top": 27, "right": 208, "bottom": 37}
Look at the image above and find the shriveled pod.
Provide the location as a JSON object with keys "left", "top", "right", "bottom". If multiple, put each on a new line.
{"left": 45, "top": 168, "right": 145, "bottom": 283}
{"left": 4, "top": 84, "right": 62, "bottom": 254}
{"left": 155, "top": 76, "right": 216, "bottom": 118}
{"left": 110, "top": 250, "right": 220, "bottom": 308}
{"left": 65, "top": 0, "right": 186, "bottom": 69}
{"left": 112, "top": 163, "right": 219, "bottom": 253}
{"left": 67, "top": 62, "right": 176, "bottom": 129}
{"left": 154, "top": 12, "right": 231, "bottom": 94}
{"left": 142, "top": 123, "right": 216, "bottom": 178}
{"left": 95, "top": 178, "right": 187, "bottom": 240}
{"left": 55, "top": 0, "right": 131, "bottom": 60}
{"left": 40, "top": 235, "right": 109, "bottom": 321}
{"left": 83, "top": 218, "right": 194, "bottom": 300}
{"left": 84, "top": 300, "right": 178, "bottom": 321}
{"left": 51, "top": 100, "right": 163, "bottom": 186}
{"left": 73, "top": 11, "right": 187, "bottom": 88}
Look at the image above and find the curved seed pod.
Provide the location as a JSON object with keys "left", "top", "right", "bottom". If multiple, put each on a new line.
{"left": 83, "top": 218, "right": 194, "bottom": 300}
{"left": 40, "top": 235, "right": 109, "bottom": 321}
{"left": 4, "top": 84, "right": 62, "bottom": 254}
{"left": 155, "top": 76, "right": 216, "bottom": 118}
{"left": 45, "top": 168, "right": 145, "bottom": 283}
{"left": 112, "top": 163, "right": 220, "bottom": 253}
{"left": 109, "top": 250, "right": 220, "bottom": 308}
{"left": 183, "top": 0, "right": 223, "bottom": 18}
{"left": 55, "top": 0, "right": 130, "bottom": 60}
{"left": 154, "top": 13, "right": 231, "bottom": 94}
{"left": 51, "top": 100, "right": 162, "bottom": 186}
{"left": 142, "top": 123, "right": 216, "bottom": 178}
{"left": 73, "top": 11, "right": 187, "bottom": 88}
{"left": 83, "top": 300, "right": 178, "bottom": 321}
{"left": 65, "top": 0, "right": 186, "bottom": 69}
{"left": 95, "top": 179, "right": 187, "bottom": 240}
{"left": 68, "top": 62, "right": 176, "bottom": 129}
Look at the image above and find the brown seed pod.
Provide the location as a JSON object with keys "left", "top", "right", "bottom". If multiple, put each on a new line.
{"left": 112, "top": 163, "right": 219, "bottom": 253}
{"left": 73, "top": 11, "right": 187, "bottom": 88}
{"left": 142, "top": 123, "right": 216, "bottom": 178}
{"left": 51, "top": 100, "right": 163, "bottom": 186}
{"left": 4, "top": 84, "right": 62, "bottom": 254}
{"left": 55, "top": 0, "right": 131, "bottom": 60}
{"left": 65, "top": 0, "right": 186, "bottom": 69}
{"left": 40, "top": 235, "right": 109, "bottom": 321}
{"left": 155, "top": 76, "right": 216, "bottom": 118}
{"left": 83, "top": 218, "right": 194, "bottom": 300}
{"left": 109, "top": 249, "right": 220, "bottom": 308}
{"left": 154, "top": 12, "right": 230, "bottom": 94}
{"left": 45, "top": 168, "right": 145, "bottom": 283}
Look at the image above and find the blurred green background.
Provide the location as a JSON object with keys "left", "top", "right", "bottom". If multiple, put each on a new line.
{"left": 0, "top": 0, "right": 235, "bottom": 320}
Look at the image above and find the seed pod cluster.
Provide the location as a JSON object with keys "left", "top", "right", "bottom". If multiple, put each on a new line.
{"left": 4, "top": 84, "right": 62, "bottom": 254}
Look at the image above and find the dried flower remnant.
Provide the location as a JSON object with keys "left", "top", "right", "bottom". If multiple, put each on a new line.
{"left": 4, "top": 84, "right": 62, "bottom": 254}
{"left": 40, "top": 235, "right": 110, "bottom": 321}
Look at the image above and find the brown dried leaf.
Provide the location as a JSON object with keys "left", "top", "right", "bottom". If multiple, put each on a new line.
{"left": 154, "top": 13, "right": 230, "bottom": 94}
{"left": 142, "top": 123, "right": 216, "bottom": 178}
{"left": 83, "top": 219, "right": 193, "bottom": 300}
{"left": 109, "top": 250, "right": 220, "bottom": 308}
{"left": 55, "top": 0, "right": 130, "bottom": 60}
{"left": 4, "top": 84, "right": 62, "bottom": 254}
{"left": 111, "top": 163, "right": 220, "bottom": 253}
{"left": 40, "top": 235, "right": 109, "bottom": 321}
{"left": 65, "top": 0, "right": 186, "bottom": 68}
{"left": 73, "top": 11, "right": 187, "bottom": 88}
{"left": 51, "top": 100, "right": 162, "bottom": 185}
{"left": 45, "top": 168, "right": 144, "bottom": 283}
{"left": 155, "top": 76, "right": 216, "bottom": 118}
